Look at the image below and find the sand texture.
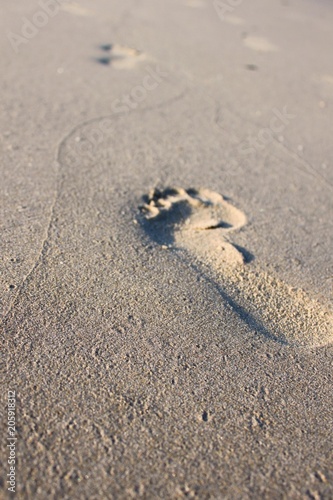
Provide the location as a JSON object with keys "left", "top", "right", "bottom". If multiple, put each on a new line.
{"left": 1, "top": 0, "right": 333, "bottom": 498}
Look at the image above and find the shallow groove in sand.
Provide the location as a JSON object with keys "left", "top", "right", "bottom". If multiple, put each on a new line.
{"left": 1, "top": 92, "right": 188, "bottom": 324}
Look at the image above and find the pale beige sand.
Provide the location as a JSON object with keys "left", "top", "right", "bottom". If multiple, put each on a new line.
{"left": 1, "top": 0, "right": 333, "bottom": 498}
{"left": 243, "top": 35, "right": 278, "bottom": 53}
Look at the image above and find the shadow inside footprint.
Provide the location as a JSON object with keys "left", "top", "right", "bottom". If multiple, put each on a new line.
{"left": 140, "top": 191, "right": 194, "bottom": 246}
{"left": 100, "top": 44, "right": 112, "bottom": 52}
{"left": 233, "top": 244, "right": 255, "bottom": 264}
{"left": 96, "top": 57, "right": 111, "bottom": 66}
{"left": 189, "top": 260, "right": 288, "bottom": 346}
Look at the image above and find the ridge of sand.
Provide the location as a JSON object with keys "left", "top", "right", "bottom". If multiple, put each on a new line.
{"left": 141, "top": 187, "right": 333, "bottom": 348}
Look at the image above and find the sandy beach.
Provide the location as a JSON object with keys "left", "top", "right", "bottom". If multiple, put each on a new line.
{"left": 1, "top": 0, "right": 333, "bottom": 498}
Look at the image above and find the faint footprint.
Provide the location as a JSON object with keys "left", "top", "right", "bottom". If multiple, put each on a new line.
{"left": 96, "top": 44, "right": 146, "bottom": 69}
{"left": 243, "top": 35, "right": 278, "bottom": 53}
{"left": 141, "top": 187, "right": 333, "bottom": 348}
{"left": 60, "top": 2, "right": 94, "bottom": 17}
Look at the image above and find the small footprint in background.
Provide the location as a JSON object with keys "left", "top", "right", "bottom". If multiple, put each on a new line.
{"left": 140, "top": 187, "right": 333, "bottom": 348}
{"left": 96, "top": 44, "right": 146, "bottom": 69}
{"left": 60, "top": 2, "right": 94, "bottom": 17}
{"left": 243, "top": 35, "right": 278, "bottom": 53}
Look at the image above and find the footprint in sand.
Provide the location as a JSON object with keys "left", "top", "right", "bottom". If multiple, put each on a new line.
{"left": 96, "top": 44, "right": 146, "bottom": 69}
{"left": 141, "top": 187, "right": 333, "bottom": 348}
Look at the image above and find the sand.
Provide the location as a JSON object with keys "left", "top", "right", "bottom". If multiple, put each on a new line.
{"left": 1, "top": 0, "right": 333, "bottom": 498}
